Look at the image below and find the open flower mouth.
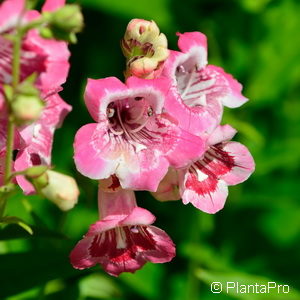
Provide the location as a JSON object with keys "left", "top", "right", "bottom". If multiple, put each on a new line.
{"left": 89, "top": 225, "right": 157, "bottom": 261}
{"left": 105, "top": 96, "right": 158, "bottom": 147}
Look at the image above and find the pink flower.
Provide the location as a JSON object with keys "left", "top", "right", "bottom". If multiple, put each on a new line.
{"left": 162, "top": 32, "right": 248, "bottom": 135}
{"left": 0, "top": 0, "right": 71, "bottom": 190}
{"left": 70, "top": 188, "right": 175, "bottom": 277}
{"left": 0, "top": 0, "right": 70, "bottom": 97}
{"left": 153, "top": 125, "right": 255, "bottom": 214}
{"left": 74, "top": 76, "right": 205, "bottom": 192}
{"left": 14, "top": 93, "right": 71, "bottom": 194}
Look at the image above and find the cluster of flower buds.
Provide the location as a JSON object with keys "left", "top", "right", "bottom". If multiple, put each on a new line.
{"left": 0, "top": 0, "right": 82, "bottom": 209}
{"left": 70, "top": 19, "right": 255, "bottom": 276}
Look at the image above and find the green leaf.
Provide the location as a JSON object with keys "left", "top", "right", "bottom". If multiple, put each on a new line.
{"left": 0, "top": 250, "right": 88, "bottom": 298}
{"left": 196, "top": 269, "right": 300, "bottom": 300}
{"left": 80, "top": 0, "right": 173, "bottom": 29}
{"left": 1, "top": 216, "right": 33, "bottom": 235}
{"left": 0, "top": 223, "right": 66, "bottom": 240}
{"left": 79, "top": 273, "right": 121, "bottom": 299}
{"left": 119, "top": 263, "right": 164, "bottom": 299}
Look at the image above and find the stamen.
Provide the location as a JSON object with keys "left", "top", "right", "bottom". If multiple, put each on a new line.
{"left": 129, "top": 118, "right": 150, "bottom": 133}
{"left": 176, "top": 65, "right": 186, "bottom": 73}
{"left": 147, "top": 107, "right": 153, "bottom": 116}
{"left": 130, "top": 226, "right": 139, "bottom": 233}
{"left": 107, "top": 108, "right": 115, "bottom": 118}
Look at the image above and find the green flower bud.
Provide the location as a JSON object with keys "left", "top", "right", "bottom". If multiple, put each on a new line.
{"left": 42, "top": 5, "right": 83, "bottom": 43}
{"left": 12, "top": 94, "right": 44, "bottom": 125}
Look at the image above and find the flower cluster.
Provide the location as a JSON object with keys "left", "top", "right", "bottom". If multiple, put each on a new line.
{"left": 0, "top": 0, "right": 81, "bottom": 209}
{"left": 71, "top": 19, "right": 255, "bottom": 276}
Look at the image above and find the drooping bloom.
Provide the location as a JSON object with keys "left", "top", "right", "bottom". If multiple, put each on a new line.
{"left": 70, "top": 188, "right": 175, "bottom": 277}
{"left": 162, "top": 32, "right": 248, "bottom": 135}
{"left": 74, "top": 76, "right": 205, "bottom": 192}
{"left": 153, "top": 125, "right": 255, "bottom": 214}
{"left": 0, "top": 0, "right": 71, "bottom": 190}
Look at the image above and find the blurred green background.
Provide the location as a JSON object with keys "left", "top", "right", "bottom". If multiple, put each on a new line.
{"left": 1, "top": 0, "right": 300, "bottom": 299}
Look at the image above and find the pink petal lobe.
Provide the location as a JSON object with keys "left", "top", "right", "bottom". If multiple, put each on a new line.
{"left": 151, "top": 168, "right": 181, "bottom": 202}
{"left": 120, "top": 207, "right": 156, "bottom": 226}
{"left": 220, "top": 142, "right": 255, "bottom": 185}
{"left": 0, "top": 0, "right": 25, "bottom": 32}
{"left": 207, "top": 124, "right": 237, "bottom": 146}
{"left": 85, "top": 77, "right": 127, "bottom": 122}
{"left": 181, "top": 167, "right": 228, "bottom": 214}
{"left": 177, "top": 31, "right": 207, "bottom": 55}
{"left": 73, "top": 123, "right": 118, "bottom": 180}
{"left": 206, "top": 65, "right": 248, "bottom": 108}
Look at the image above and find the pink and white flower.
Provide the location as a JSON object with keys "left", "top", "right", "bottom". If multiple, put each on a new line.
{"left": 162, "top": 32, "right": 248, "bottom": 135}
{"left": 0, "top": 0, "right": 71, "bottom": 190}
{"left": 70, "top": 188, "right": 175, "bottom": 277}
{"left": 74, "top": 76, "right": 205, "bottom": 192}
{"left": 14, "top": 93, "right": 71, "bottom": 194}
{"left": 153, "top": 125, "right": 255, "bottom": 214}
{"left": 0, "top": 0, "right": 70, "bottom": 98}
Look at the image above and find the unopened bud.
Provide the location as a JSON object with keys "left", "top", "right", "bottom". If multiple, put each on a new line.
{"left": 40, "top": 171, "right": 79, "bottom": 211}
{"left": 121, "top": 19, "right": 169, "bottom": 79}
{"left": 42, "top": 4, "right": 83, "bottom": 43}
{"left": 12, "top": 94, "right": 44, "bottom": 125}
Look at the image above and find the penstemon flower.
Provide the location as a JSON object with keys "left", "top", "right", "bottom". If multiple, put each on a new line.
{"left": 70, "top": 18, "right": 255, "bottom": 276}
{"left": 162, "top": 32, "right": 248, "bottom": 135}
{"left": 0, "top": 0, "right": 73, "bottom": 197}
{"left": 153, "top": 125, "right": 255, "bottom": 213}
{"left": 74, "top": 76, "right": 205, "bottom": 192}
{"left": 70, "top": 188, "right": 175, "bottom": 276}
{"left": 15, "top": 93, "right": 71, "bottom": 194}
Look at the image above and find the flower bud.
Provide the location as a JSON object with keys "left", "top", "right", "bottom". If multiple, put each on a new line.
{"left": 42, "top": 4, "right": 83, "bottom": 43}
{"left": 121, "top": 19, "right": 169, "bottom": 79}
{"left": 12, "top": 94, "right": 44, "bottom": 125}
{"left": 40, "top": 171, "right": 79, "bottom": 211}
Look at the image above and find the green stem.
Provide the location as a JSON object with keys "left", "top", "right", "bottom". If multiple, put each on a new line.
{"left": 4, "top": 116, "right": 15, "bottom": 184}
{"left": 1, "top": 24, "right": 23, "bottom": 217}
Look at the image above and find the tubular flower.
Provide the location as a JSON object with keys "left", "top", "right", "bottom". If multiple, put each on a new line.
{"left": 162, "top": 32, "right": 248, "bottom": 135}
{"left": 0, "top": 0, "right": 72, "bottom": 191}
{"left": 15, "top": 93, "right": 71, "bottom": 194}
{"left": 74, "top": 76, "right": 205, "bottom": 192}
{"left": 153, "top": 125, "right": 255, "bottom": 214}
{"left": 0, "top": 0, "right": 70, "bottom": 98}
{"left": 121, "top": 18, "right": 169, "bottom": 79}
{"left": 70, "top": 188, "right": 175, "bottom": 277}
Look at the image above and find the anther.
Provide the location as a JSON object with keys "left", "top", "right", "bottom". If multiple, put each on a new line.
{"left": 130, "top": 226, "right": 139, "bottom": 233}
{"left": 107, "top": 107, "right": 115, "bottom": 118}
{"left": 176, "top": 65, "right": 186, "bottom": 73}
{"left": 147, "top": 106, "right": 153, "bottom": 116}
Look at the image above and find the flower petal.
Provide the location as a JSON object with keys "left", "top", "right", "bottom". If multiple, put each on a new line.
{"left": 151, "top": 168, "right": 181, "bottom": 202}
{"left": 85, "top": 77, "right": 127, "bottom": 122}
{"left": 180, "top": 168, "right": 228, "bottom": 214}
{"left": 42, "top": 0, "right": 65, "bottom": 12}
{"left": 207, "top": 124, "right": 237, "bottom": 146}
{"left": 0, "top": 0, "right": 25, "bottom": 33}
{"left": 177, "top": 32, "right": 207, "bottom": 59}
{"left": 219, "top": 142, "right": 255, "bottom": 185}
{"left": 205, "top": 65, "right": 248, "bottom": 108}
{"left": 73, "top": 123, "right": 119, "bottom": 180}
